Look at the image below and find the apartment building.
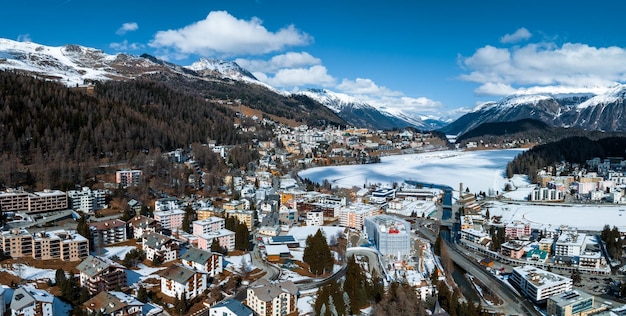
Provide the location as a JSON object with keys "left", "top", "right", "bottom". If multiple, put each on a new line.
{"left": 77, "top": 255, "right": 127, "bottom": 295}
{"left": 115, "top": 169, "right": 142, "bottom": 187}
{"left": 197, "top": 229, "right": 236, "bottom": 252}
{"left": 305, "top": 210, "right": 324, "bottom": 226}
{"left": 83, "top": 291, "right": 144, "bottom": 316}
{"left": 153, "top": 209, "right": 186, "bottom": 231}
{"left": 10, "top": 286, "right": 54, "bottom": 316}
{"left": 500, "top": 240, "right": 526, "bottom": 259}
{"left": 0, "top": 188, "right": 68, "bottom": 213}
{"left": 554, "top": 227, "right": 586, "bottom": 264}
{"left": 67, "top": 187, "right": 106, "bottom": 213}
{"left": 510, "top": 266, "right": 573, "bottom": 304}
{"left": 547, "top": 291, "right": 596, "bottom": 316}
{"left": 154, "top": 197, "right": 181, "bottom": 212}
{"left": 127, "top": 215, "right": 161, "bottom": 239}
{"left": 505, "top": 221, "right": 531, "bottom": 239}
{"left": 0, "top": 229, "right": 89, "bottom": 262}
{"left": 180, "top": 247, "right": 224, "bottom": 277}
{"left": 89, "top": 219, "right": 127, "bottom": 245}
{"left": 159, "top": 264, "right": 208, "bottom": 300}
{"left": 226, "top": 209, "right": 254, "bottom": 230}
{"left": 336, "top": 203, "right": 380, "bottom": 230}
{"left": 142, "top": 232, "right": 180, "bottom": 263}
{"left": 246, "top": 279, "right": 298, "bottom": 316}
{"left": 192, "top": 217, "right": 225, "bottom": 236}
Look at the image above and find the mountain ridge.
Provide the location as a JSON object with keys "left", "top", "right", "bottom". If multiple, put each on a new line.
{"left": 0, "top": 38, "right": 437, "bottom": 130}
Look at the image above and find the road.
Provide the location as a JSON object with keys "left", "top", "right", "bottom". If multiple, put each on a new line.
{"left": 414, "top": 223, "right": 540, "bottom": 315}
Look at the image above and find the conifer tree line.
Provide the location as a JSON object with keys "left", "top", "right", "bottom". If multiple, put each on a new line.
{"left": 225, "top": 215, "right": 250, "bottom": 251}
{"left": 314, "top": 255, "right": 488, "bottom": 316}
{"left": 601, "top": 225, "right": 623, "bottom": 261}
{"left": 0, "top": 71, "right": 270, "bottom": 189}
{"left": 507, "top": 136, "right": 626, "bottom": 182}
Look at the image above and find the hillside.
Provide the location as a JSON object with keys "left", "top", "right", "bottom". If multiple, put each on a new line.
{"left": 0, "top": 71, "right": 268, "bottom": 189}
{"left": 455, "top": 118, "right": 626, "bottom": 148}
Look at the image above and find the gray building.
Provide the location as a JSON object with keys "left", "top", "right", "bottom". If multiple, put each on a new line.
{"left": 363, "top": 214, "right": 411, "bottom": 257}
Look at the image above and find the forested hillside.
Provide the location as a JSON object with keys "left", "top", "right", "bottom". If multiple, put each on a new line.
{"left": 0, "top": 71, "right": 266, "bottom": 189}
{"left": 456, "top": 118, "right": 626, "bottom": 148}
{"left": 142, "top": 72, "right": 347, "bottom": 127}
{"left": 507, "top": 136, "right": 626, "bottom": 182}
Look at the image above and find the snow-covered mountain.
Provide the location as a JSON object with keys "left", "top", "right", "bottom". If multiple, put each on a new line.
{"left": 0, "top": 38, "right": 449, "bottom": 130}
{"left": 298, "top": 89, "right": 448, "bottom": 130}
{"left": 0, "top": 38, "right": 262, "bottom": 87}
{"left": 439, "top": 88, "right": 626, "bottom": 135}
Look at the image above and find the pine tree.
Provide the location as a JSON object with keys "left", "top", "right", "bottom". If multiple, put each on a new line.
{"left": 210, "top": 238, "right": 224, "bottom": 254}
{"left": 345, "top": 255, "right": 367, "bottom": 314}
{"left": 303, "top": 229, "right": 333, "bottom": 276}
{"left": 137, "top": 286, "right": 148, "bottom": 303}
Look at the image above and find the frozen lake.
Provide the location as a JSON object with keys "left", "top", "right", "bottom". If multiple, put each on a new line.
{"left": 298, "top": 149, "right": 527, "bottom": 195}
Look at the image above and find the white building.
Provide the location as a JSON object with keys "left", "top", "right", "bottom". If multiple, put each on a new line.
{"left": 154, "top": 197, "right": 181, "bottom": 212}
{"left": 158, "top": 264, "right": 207, "bottom": 300}
{"left": 554, "top": 226, "right": 586, "bottom": 263}
{"left": 246, "top": 279, "right": 298, "bottom": 316}
{"left": 153, "top": 209, "right": 186, "bottom": 231}
{"left": 386, "top": 198, "right": 436, "bottom": 217}
{"left": 67, "top": 187, "right": 106, "bottom": 213}
{"left": 510, "top": 266, "right": 573, "bottom": 304}
{"left": 142, "top": 232, "right": 180, "bottom": 263}
{"left": 305, "top": 210, "right": 324, "bottom": 226}
{"left": 10, "top": 286, "right": 54, "bottom": 316}
{"left": 363, "top": 215, "right": 411, "bottom": 257}
{"left": 180, "top": 247, "right": 223, "bottom": 277}
{"left": 209, "top": 299, "right": 253, "bottom": 316}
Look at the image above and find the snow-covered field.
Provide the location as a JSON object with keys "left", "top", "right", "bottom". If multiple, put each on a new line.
{"left": 299, "top": 149, "right": 526, "bottom": 195}
{"left": 101, "top": 245, "right": 136, "bottom": 259}
{"left": 0, "top": 264, "right": 56, "bottom": 281}
{"left": 287, "top": 226, "right": 347, "bottom": 247}
{"left": 487, "top": 201, "right": 626, "bottom": 232}
{"left": 225, "top": 253, "right": 255, "bottom": 273}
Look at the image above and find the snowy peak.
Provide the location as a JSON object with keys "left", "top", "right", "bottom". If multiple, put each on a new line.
{"left": 296, "top": 88, "right": 446, "bottom": 130}
{"left": 577, "top": 84, "right": 626, "bottom": 109}
{"left": 443, "top": 85, "right": 626, "bottom": 135}
{"left": 186, "top": 58, "right": 257, "bottom": 81}
{"left": 298, "top": 88, "right": 369, "bottom": 113}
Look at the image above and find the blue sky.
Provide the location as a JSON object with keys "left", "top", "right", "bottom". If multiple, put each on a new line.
{"left": 4, "top": 1, "right": 626, "bottom": 119}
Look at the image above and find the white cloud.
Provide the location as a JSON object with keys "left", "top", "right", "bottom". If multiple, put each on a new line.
{"left": 17, "top": 34, "right": 32, "bottom": 42}
{"left": 116, "top": 22, "right": 139, "bottom": 35}
{"left": 500, "top": 28, "right": 532, "bottom": 44}
{"left": 236, "top": 52, "right": 320, "bottom": 73}
{"left": 337, "top": 78, "right": 402, "bottom": 97}
{"left": 459, "top": 41, "right": 626, "bottom": 96}
{"left": 109, "top": 40, "right": 145, "bottom": 51}
{"left": 149, "top": 11, "right": 311, "bottom": 58}
{"left": 262, "top": 65, "right": 335, "bottom": 87}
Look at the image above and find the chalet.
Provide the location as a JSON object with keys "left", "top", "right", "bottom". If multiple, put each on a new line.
{"left": 180, "top": 247, "right": 224, "bottom": 277}
{"left": 10, "top": 286, "right": 54, "bottom": 316}
{"left": 127, "top": 215, "right": 161, "bottom": 240}
{"left": 142, "top": 232, "right": 180, "bottom": 263}
{"left": 246, "top": 280, "right": 298, "bottom": 316}
{"left": 159, "top": 264, "right": 208, "bottom": 300}
{"left": 76, "top": 255, "right": 127, "bottom": 295}
{"left": 83, "top": 291, "right": 144, "bottom": 316}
